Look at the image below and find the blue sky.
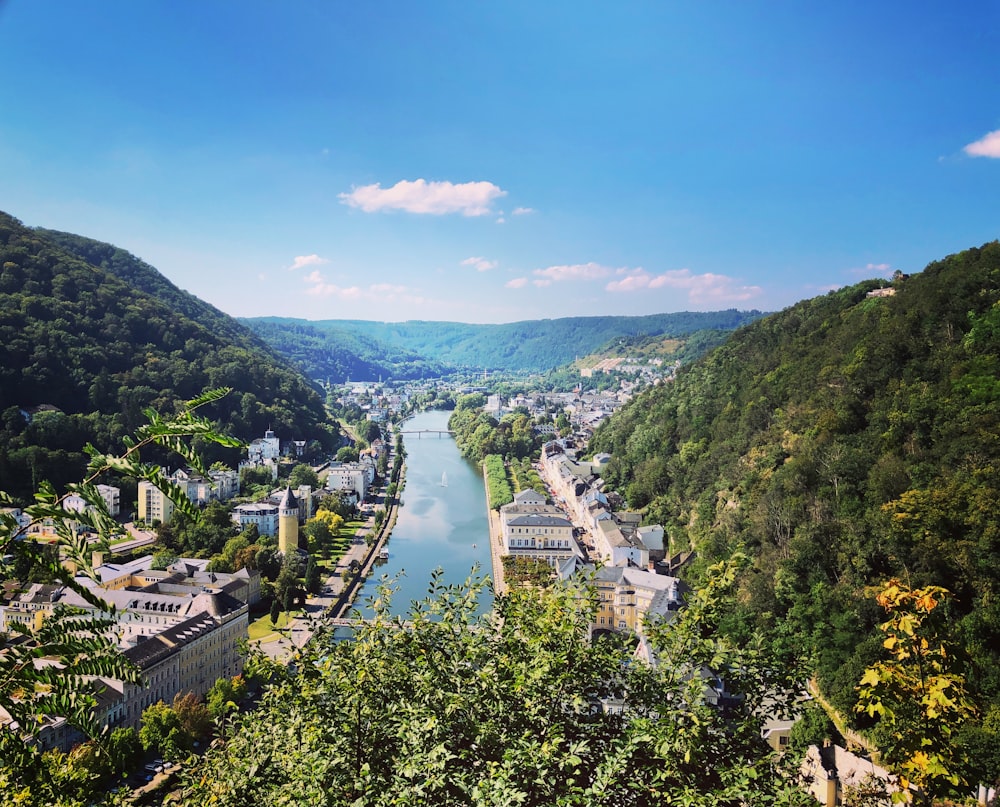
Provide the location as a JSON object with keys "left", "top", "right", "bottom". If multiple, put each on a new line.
{"left": 2, "top": 1, "right": 998, "bottom": 324}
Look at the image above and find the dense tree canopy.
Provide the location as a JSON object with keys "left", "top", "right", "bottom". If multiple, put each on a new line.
{"left": 0, "top": 212, "right": 337, "bottom": 499}
{"left": 588, "top": 242, "right": 1000, "bottom": 779}
{"left": 178, "top": 562, "right": 810, "bottom": 806}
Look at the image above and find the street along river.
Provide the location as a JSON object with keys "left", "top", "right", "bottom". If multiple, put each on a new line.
{"left": 355, "top": 409, "right": 494, "bottom": 618}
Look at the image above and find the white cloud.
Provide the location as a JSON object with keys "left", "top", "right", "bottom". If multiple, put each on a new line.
{"left": 288, "top": 254, "right": 329, "bottom": 271}
{"left": 532, "top": 262, "right": 614, "bottom": 284}
{"left": 302, "top": 270, "right": 425, "bottom": 304}
{"left": 370, "top": 282, "right": 410, "bottom": 295}
{"left": 506, "top": 277, "right": 528, "bottom": 289}
{"left": 512, "top": 207, "right": 535, "bottom": 215}
{"left": 605, "top": 268, "right": 762, "bottom": 305}
{"left": 302, "top": 269, "right": 358, "bottom": 298}
{"left": 338, "top": 178, "right": 507, "bottom": 216}
{"left": 964, "top": 129, "right": 1000, "bottom": 158}
{"left": 462, "top": 256, "right": 498, "bottom": 272}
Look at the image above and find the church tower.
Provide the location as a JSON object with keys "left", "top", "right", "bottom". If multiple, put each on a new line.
{"left": 278, "top": 486, "right": 299, "bottom": 554}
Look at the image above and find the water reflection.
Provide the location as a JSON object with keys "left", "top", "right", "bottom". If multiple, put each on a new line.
{"left": 355, "top": 409, "right": 493, "bottom": 617}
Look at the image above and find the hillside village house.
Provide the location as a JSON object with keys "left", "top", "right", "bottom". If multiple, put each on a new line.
{"left": 62, "top": 484, "right": 121, "bottom": 518}
{"left": 170, "top": 467, "right": 239, "bottom": 505}
{"left": 137, "top": 466, "right": 240, "bottom": 525}
{"left": 238, "top": 427, "right": 284, "bottom": 482}
{"left": 247, "top": 427, "right": 281, "bottom": 464}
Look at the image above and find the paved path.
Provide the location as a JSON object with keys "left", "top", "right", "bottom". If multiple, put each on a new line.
{"left": 252, "top": 517, "right": 375, "bottom": 660}
{"left": 487, "top": 507, "right": 507, "bottom": 595}
{"left": 482, "top": 466, "right": 508, "bottom": 595}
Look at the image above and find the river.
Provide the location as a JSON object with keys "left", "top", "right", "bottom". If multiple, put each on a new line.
{"left": 355, "top": 409, "right": 494, "bottom": 617}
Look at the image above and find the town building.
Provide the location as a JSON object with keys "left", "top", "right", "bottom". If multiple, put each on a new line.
{"left": 0, "top": 558, "right": 251, "bottom": 753}
{"left": 325, "top": 462, "right": 370, "bottom": 502}
{"left": 591, "top": 565, "right": 683, "bottom": 634}
{"left": 799, "top": 742, "right": 897, "bottom": 806}
{"left": 231, "top": 501, "right": 279, "bottom": 536}
{"left": 168, "top": 467, "right": 239, "bottom": 505}
{"left": 137, "top": 480, "right": 174, "bottom": 526}
{"left": 498, "top": 489, "right": 582, "bottom": 567}
{"left": 247, "top": 428, "right": 281, "bottom": 464}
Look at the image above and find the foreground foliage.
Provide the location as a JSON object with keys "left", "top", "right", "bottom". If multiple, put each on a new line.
{"left": 856, "top": 580, "right": 976, "bottom": 804}
{"left": 179, "top": 559, "right": 810, "bottom": 806}
{"left": 0, "top": 389, "right": 242, "bottom": 806}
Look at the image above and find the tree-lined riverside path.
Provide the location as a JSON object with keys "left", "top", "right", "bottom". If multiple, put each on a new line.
{"left": 354, "top": 409, "right": 493, "bottom": 617}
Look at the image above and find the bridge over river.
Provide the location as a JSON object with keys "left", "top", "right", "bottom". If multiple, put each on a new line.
{"left": 395, "top": 429, "right": 455, "bottom": 437}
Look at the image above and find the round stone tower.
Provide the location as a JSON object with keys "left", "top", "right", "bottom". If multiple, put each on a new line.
{"left": 278, "top": 485, "right": 299, "bottom": 554}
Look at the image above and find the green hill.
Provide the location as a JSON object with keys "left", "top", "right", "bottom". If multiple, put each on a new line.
{"left": 242, "top": 318, "right": 453, "bottom": 384}
{"left": 589, "top": 242, "right": 1000, "bottom": 776}
{"left": 0, "top": 212, "right": 337, "bottom": 501}
{"left": 243, "top": 310, "right": 765, "bottom": 378}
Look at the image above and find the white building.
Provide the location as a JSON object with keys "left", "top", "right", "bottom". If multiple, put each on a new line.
{"left": 326, "top": 462, "right": 369, "bottom": 502}
{"left": 247, "top": 428, "right": 281, "bottom": 465}
{"left": 209, "top": 468, "right": 239, "bottom": 501}
{"left": 97, "top": 485, "right": 121, "bottom": 516}
{"left": 231, "top": 502, "right": 279, "bottom": 536}
{"left": 169, "top": 467, "right": 239, "bottom": 505}
{"left": 61, "top": 484, "right": 121, "bottom": 519}
{"left": 499, "top": 490, "right": 582, "bottom": 567}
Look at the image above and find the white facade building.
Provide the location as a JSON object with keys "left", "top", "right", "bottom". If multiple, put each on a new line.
{"left": 499, "top": 490, "right": 582, "bottom": 567}
{"left": 247, "top": 428, "right": 281, "bottom": 465}
{"left": 326, "top": 462, "right": 369, "bottom": 501}
{"left": 231, "top": 502, "right": 279, "bottom": 536}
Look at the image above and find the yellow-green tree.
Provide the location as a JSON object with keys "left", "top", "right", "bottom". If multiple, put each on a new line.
{"left": 856, "top": 579, "right": 977, "bottom": 804}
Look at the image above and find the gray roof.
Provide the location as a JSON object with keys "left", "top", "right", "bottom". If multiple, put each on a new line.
{"left": 124, "top": 612, "right": 218, "bottom": 669}
{"left": 279, "top": 486, "right": 298, "bottom": 509}
{"left": 506, "top": 514, "right": 572, "bottom": 528}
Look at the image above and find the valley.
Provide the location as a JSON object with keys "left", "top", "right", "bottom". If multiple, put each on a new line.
{"left": 2, "top": 216, "right": 999, "bottom": 805}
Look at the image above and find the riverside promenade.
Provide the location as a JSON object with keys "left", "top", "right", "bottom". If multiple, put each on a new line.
{"left": 482, "top": 466, "right": 508, "bottom": 595}
{"left": 253, "top": 459, "right": 404, "bottom": 660}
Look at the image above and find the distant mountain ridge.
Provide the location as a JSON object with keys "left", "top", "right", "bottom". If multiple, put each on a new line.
{"left": 242, "top": 310, "right": 766, "bottom": 379}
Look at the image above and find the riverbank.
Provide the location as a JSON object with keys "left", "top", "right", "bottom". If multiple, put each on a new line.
{"left": 250, "top": 452, "right": 406, "bottom": 660}
{"left": 327, "top": 463, "right": 403, "bottom": 618}
{"left": 482, "top": 465, "right": 507, "bottom": 595}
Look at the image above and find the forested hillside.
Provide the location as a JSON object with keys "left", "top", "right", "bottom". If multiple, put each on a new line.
{"left": 243, "top": 318, "right": 453, "bottom": 383}
{"left": 590, "top": 242, "right": 1000, "bottom": 780}
{"left": 244, "top": 310, "right": 764, "bottom": 376}
{"left": 0, "top": 212, "right": 337, "bottom": 500}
